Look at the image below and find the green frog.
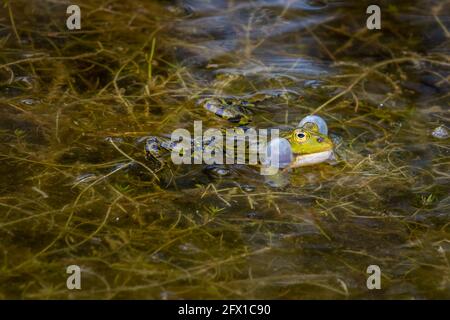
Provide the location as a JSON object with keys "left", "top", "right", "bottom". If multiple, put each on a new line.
{"left": 284, "top": 117, "right": 334, "bottom": 169}
{"left": 145, "top": 97, "right": 335, "bottom": 175}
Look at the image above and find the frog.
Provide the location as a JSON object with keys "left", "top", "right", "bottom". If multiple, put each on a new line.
{"left": 144, "top": 97, "right": 336, "bottom": 178}
{"left": 283, "top": 117, "right": 335, "bottom": 169}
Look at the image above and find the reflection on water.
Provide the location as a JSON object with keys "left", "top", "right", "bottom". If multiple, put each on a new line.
{"left": 0, "top": 0, "right": 449, "bottom": 299}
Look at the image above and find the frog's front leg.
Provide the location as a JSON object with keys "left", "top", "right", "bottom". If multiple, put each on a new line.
{"left": 144, "top": 136, "right": 172, "bottom": 171}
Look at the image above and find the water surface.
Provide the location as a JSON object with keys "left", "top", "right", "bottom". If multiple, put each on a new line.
{"left": 0, "top": 0, "right": 449, "bottom": 299}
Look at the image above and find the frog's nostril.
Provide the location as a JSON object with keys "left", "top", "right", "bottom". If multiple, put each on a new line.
{"left": 317, "top": 137, "right": 324, "bottom": 143}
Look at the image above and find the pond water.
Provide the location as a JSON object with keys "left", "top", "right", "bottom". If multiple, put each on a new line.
{"left": 0, "top": 0, "right": 449, "bottom": 299}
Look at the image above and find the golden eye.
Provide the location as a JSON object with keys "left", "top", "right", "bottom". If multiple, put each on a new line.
{"left": 294, "top": 130, "right": 308, "bottom": 143}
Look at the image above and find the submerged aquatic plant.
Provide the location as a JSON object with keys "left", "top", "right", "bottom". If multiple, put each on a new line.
{"left": 0, "top": 0, "right": 449, "bottom": 299}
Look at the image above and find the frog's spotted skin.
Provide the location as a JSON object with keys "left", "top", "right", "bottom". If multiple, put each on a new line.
{"left": 202, "top": 98, "right": 252, "bottom": 125}
{"left": 145, "top": 136, "right": 166, "bottom": 159}
{"left": 202, "top": 94, "right": 280, "bottom": 125}
{"left": 145, "top": 135, "right": 223, "bottom": 161}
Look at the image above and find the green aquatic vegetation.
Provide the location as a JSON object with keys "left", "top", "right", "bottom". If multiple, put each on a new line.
{"left": 0, "top": 0, "right": 449, "bottom": 299}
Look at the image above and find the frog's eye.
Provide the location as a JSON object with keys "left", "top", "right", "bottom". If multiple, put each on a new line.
{"left": 294, "top": 130, "right": 308, "bottom": 143}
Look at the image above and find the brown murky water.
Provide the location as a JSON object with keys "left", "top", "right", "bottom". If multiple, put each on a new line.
{"left": 0, "top": 0, "right": 449, "bottom": 299}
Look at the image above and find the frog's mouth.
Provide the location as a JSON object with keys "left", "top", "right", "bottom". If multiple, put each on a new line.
{"left": 291, "top": 150, "right": 334, "bottom": 168}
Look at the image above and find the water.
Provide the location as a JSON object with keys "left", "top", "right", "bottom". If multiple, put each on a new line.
{"left": 0, "top": 0, "right": 449, "bottom": 299}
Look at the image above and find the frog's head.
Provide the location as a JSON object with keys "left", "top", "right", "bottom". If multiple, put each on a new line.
{"left": 265, "top": 116, "right": 334, "bottom": 171}
{"left": 288, "top": 123, "right": 333, "bottom": 155}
